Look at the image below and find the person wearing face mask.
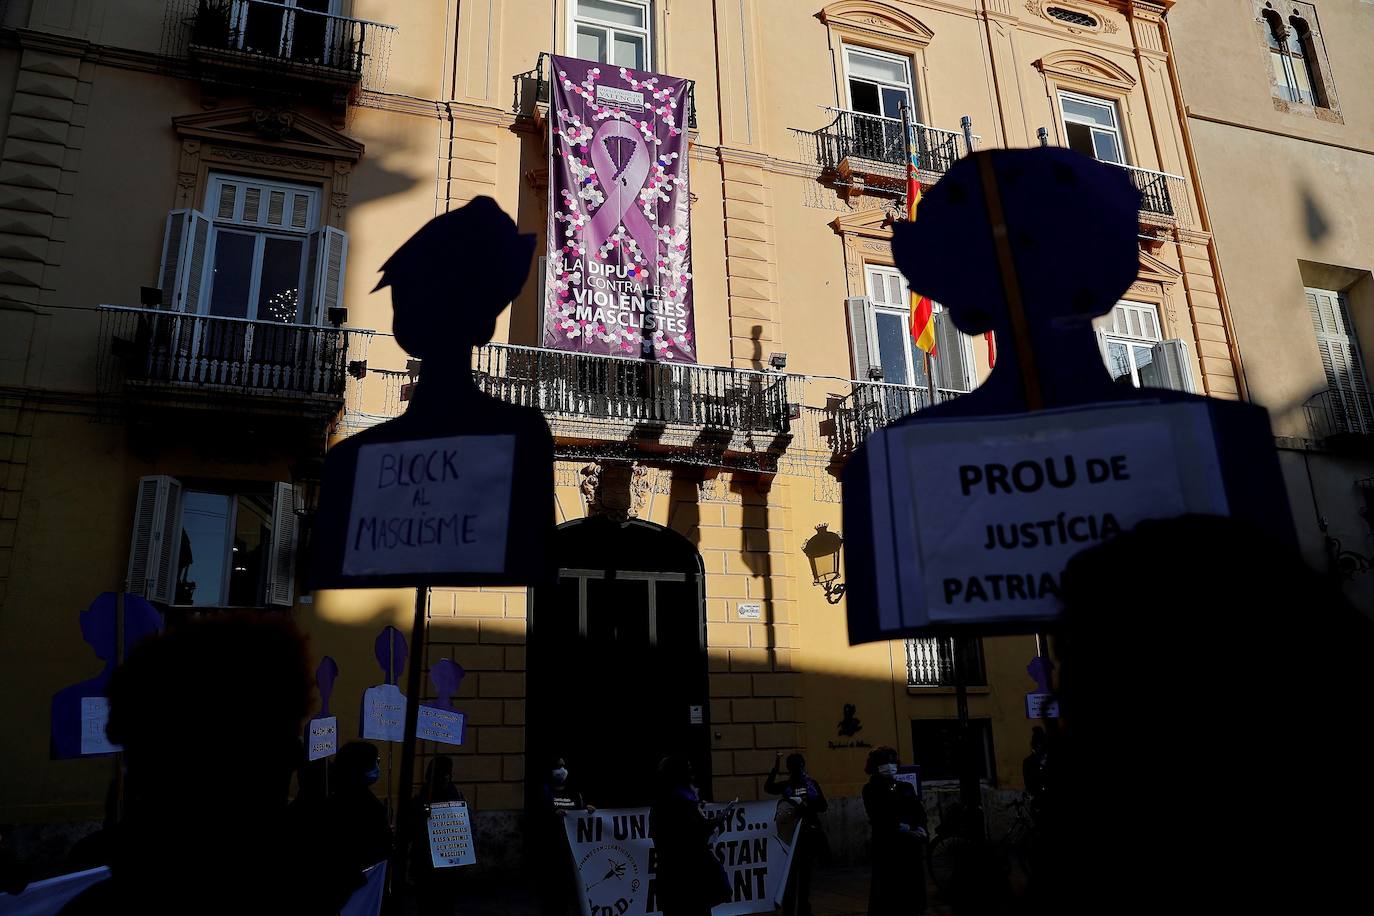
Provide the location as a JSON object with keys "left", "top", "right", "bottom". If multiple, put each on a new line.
{"left": 328, "top": 741, "right": 394, "bottom": 874}
{"left": 765, "top": 752, "right": 828, "bottom": 916}
{"left": 538, "top": 755, "right": 595, "bottom": 916}
{"left": 863, "top": 747, "right": 927, "bottom": 916}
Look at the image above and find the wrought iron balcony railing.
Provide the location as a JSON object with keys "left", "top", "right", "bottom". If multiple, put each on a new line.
{"left": 1305, "top": 388, "right": 1374, "bottom": 443}
{"left": 907, "top": 637, "right": 987, "bottom": 688}
{"left": 829, "top": 380, "right": 963, "bottom": 455}
{"left": 180, "top": 0, "right": 395, "bottom": 90}
{"left": 1116, "top": 162, "right": 1188, "bottom": 226}
{"left": 809, "top": 108, "right": 965, "bottom": 185}
{"left": 98, "top": 305, "right": 372, "bottom": 405}
{"left": 512, "top": 52, "right": 698, "bottom": 130}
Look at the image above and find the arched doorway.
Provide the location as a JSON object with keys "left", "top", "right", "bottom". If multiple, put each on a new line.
{"left": 528, "top": 517, "right": 711, "bottom": 808}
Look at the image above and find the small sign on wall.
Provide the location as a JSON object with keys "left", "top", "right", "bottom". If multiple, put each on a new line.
{"left": 689, "top": 705, "right": 703, "bottom": 725}
{"left": 737, "top": 603, "right": 761, "bottom": 620}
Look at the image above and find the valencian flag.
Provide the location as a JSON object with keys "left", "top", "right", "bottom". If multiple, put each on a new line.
{"left": 904, "top": 123, "right": 937, "bottom": 356}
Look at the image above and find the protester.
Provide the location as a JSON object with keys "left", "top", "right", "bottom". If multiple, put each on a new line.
{"left": 59, "top": 614, "right": 361, "bottom": 915}
{"left": 329, "top": 741, "right": 394, "bottom": 874}
{"left": 1047, "top": 515, "right": 1374, "bottom": 915}
{"left": 649, "top": 755, "right": 732, "bottom": 916}
{"left": 765, "top": 752, "right": 828, "bottom": 916}
{"left": 537, "top": 754, "right": 596, "bottom": 915}
{"left": 1021, "top": 726, "right": 1053, "bottom": 827}
{"left": 863, "top": 746, "right": 927, "bottom": 916}
{"left": 409, "top": 756, "right": 465, "bottom": 916}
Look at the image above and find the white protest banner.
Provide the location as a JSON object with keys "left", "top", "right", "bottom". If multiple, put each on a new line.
{"left": 79, "top": 697, "right": 119, "bottom": 755}
{"left": 1025, "top": 694, "right": 1060, "bottom": 719}
{"left": 429, "top": 801, "right": 477, "bottom": 868}
{"left": 361, "top": 684, "right": 406, "bottom": 742}
{"left": 343, "top": 435, "right": 515, "bottom": 577}
{"left": 416, "top": 707, "right": 465, "bottom": 746}
{"left": 307, "top": 716, "right": 338, "bottom": 760}
{"left": 877, "top": 402, "right": 1228, "bottom": 629}
{"left": 564, "top": 801, "right": 799, "bottom": 916}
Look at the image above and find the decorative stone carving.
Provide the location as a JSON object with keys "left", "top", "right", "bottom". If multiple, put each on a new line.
{"left": 582, "top": 461, "right": 654, "bottom": 520}
{"left": 252, "top": 108, "right": 296, "bottom": 139}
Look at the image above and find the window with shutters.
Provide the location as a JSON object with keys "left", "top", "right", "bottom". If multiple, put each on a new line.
{"left": 1307, "top": 287, "right": 1374, "bottom": 436}
{"left": 1095, "top": 301, "right": 1163, "bottom": 387}
{"left": 859, "top": 265, "right": 974, "bottom": 392}
{"left": 128, "top": 476, "right": 298, "bottom": 608}
{"left": 570, "top": 0, "right": 652, "bottom": 70}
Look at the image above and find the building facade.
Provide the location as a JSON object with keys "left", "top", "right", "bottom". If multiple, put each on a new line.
{"left": 1170, "top": 0, "right": 1374, "bottom": 609}
{"left": 1, "top": 0, "right": 1239, "bottom": 864}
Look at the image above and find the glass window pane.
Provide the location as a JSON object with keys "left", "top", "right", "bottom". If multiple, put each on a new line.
{"left": 1065, "top": 122, "right": 1097, "bottom": 159}
{"left": 888, "top": 275, "right": 903, "bottom": 306}
{"left": 1271, "top": 52, "right": 1295, "bottom": 100}
{"left": 881, "top": 86, "right": 912, "bottom": 119}
{"left": 257, "top": 237, "right": 304, "bottom": 323}
{"left": 1091, "top": 129, "right": 1123, "bottom": 164}
{"left": 1141, "top": 309, "right": 1159, "bottom": 340}
{"left": 613, "top": 32, "right": 645, "bottom": 70}
{"left": 846, "top": 49, "right": 909, "bottom": 85}
{"left": 1135, "top": 345, "right": 1163, "bottom": 388}
{"left": 849, "top": 79, "right": 881, "bottom": 115}
{"left": 228, "top": 493, "right": 272, "bottom": 607}
{"left": 208, "top": 231, "right": 255, "bottom": 318}
{"left": 177, "top": 492, "right": 231, "bottom": 606}
{"left": 874, "top": 311, "right": 911, "bottom": 386}
{"left": 577, "top": 25, "right": 607, "bottom": 63}
{"left": 578, "top": 0, "right": 645, "bottom": 29}
{"left": 1291, "top": 56, "right": 1316, "bottom": 105}
{"left": 1061, "top": 95, "right": 1116, "bottom": 128}
{"left": 1106, "top": 340, "right": 1132, "bottom": 383}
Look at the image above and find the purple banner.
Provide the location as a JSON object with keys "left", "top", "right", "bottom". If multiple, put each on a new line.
{"left": 544, "top": 56, "right": 696, "bottom": 362}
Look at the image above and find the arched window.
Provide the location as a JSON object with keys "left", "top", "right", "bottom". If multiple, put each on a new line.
{"left": 1264, "top": 7, "right": 1322, "bottom": 106}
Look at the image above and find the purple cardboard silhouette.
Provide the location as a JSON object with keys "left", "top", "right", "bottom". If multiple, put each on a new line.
{"left": 361, "top": 627, "right": 408, "bottom": 741}
{"left": 416, "top": 659, "right": 466, "bottom": 746}
{"left": 306, "top": 656, "right": 341, "bottom": 761}
{"left": 310, "top": 197, "right": 555, "bottom": 590}
{"left": 50, "top": 593, "right": 161, "bottom": 759}
{"left": 842, "top": 149, "right": 1294, "bottom": 640}
{"left": 316, "top": 656, "right": 339, "bottom": 716}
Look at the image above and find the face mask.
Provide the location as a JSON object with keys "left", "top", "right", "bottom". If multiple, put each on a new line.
{"left": 878, "top": 763, "right": 898, "bottom": 777}
{"left": 364, "top": 766, "right": 381, "bottom": 785}
{"left": 552, "top": 767, "right": 568, "bottom": 783}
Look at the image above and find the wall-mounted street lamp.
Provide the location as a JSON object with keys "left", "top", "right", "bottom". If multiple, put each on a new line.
{"left": 803, "top": 523, "right": 846, "bottom": 604}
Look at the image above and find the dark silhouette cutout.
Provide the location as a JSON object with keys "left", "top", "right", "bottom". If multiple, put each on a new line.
{"left": 360, "top": 625, "right": 406, "bottom": 741}
{"left": 1041, "top": 515, "right": 1374, "bottom": 915}
{"left": 50, "top": 593, "right": 161, "bottom": 759}
{"left": 843, "top": 149, "right": 1295, "bottom": 641}
{"left": 60, "top": 614, "right": 362, "bottom": 915}
{"left": 311, "top": 195, "right": 555, "bottom": 590}
{"left": 837, "top": 703, "right": 863, "bottom": 738}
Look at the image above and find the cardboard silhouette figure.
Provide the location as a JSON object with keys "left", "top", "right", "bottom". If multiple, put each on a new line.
{"left": 843, "top": 149, "right": 1293, "bottom": 640}
{"left": 416, "top": 658, "right": 466, "bottom": 746}
{"left": 311, "top": 196, "right": 555, "bottom": 590}
{"left": 51, "top": 593, "right": 161, "bottom": 758}
{"left": 361, "top": 626, "right": 407, "bottom": 742}
{"left": 306, "top": 656, "right": 340, "bottom": 761}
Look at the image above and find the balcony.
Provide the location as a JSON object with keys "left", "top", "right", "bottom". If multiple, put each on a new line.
{"left": 345, "top": 343, "right": 795, "bottom": 464}
{"left": 512, "top": 52, "right": 698, "bottom": 131}
{"left": 906, "top": 637, "right": 987, "bottom": 688}
{"left": 804, "top": 108, "right": 965, "bottom": 194}
{"left": 1116, "top": 163, "right": 1191, "bottom": 231}
{"left": 829, "top": 380, "right": 962, "bottom": 456}
{"left": 175, "top": 1, "right": 396, "bottom": 112}
{"left": 98, "top": 305, "right": 372, "bottom": 422}
{"left": 1305, "top": 388, "right": 1374, "bottom": 453}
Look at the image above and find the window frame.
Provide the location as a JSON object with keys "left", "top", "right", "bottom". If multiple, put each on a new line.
{"left": 843, "top": 45, "right": 916, "bottom": 121}
{"left": 1097, "top": 300, "right": 1164, "bottom": 388}
{"left": 202, "top": 173, "right": 322, "bottom": 326}
{"left": 1057, "top": 90, "right": 1127, "bottom": 166}
{"left": 568, "top": 0, "right": 653, "bottom": 71}
{"left": 173, "top": 487, "right": 276, "bottom": 609}
{"left": 863, "top": 264, "right": 974, "bottom": 392}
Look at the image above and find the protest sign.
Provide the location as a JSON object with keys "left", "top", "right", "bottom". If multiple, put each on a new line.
{"left": 428, "top": 800, "right": 477, "bottom": 868}
{"left": 342, "top": 435, "right": 515, "bottom": 578}
{"left": 79, "top": 697, "right": 119, "bottom": 756}
{"left": 1025, "top": 694, "right": 1059, "bottom": 718}
{"left": 563, "top": 801, "right": 799, "bottom": 916}
{"left": 416, "top": 707, "right": 464, "bottom": 745}
{"left": 307, "top": 716, "right": 338, "bottom": 760}
{"left": 361, "top": 684, "right": 406, "bottom": 742}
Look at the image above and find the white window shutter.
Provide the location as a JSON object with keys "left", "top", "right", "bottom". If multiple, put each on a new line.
{"left": 159, "top": 210, "right": 213, "bottom": 312}
{"left": 312, "top": 227, "right": 348, "bottom": 323}
{"left": 301, "top": 230, "right": 322, "bottom": 323}
{"left": 1151, "top": 339, "right": 1198, "bottom": 393}
{"left": 127, "top": 475, "right": 182, "bottom": 604}
{"left": 1095, "top": 327, "right": 1111, "bottom": 367}
{"left": 266, "top": 482, "right": 300, "bottom": 607}
{"left": 846, "top": 296, "right": 880, "bottom": 380}
{"left": 933, "top": 309, "right": 974, "bottom": 392}
{"left": 1307, "top": 287, "right": 1374, "bottom": 435}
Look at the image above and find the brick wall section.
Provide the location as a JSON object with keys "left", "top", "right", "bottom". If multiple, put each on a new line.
{"left": 720, "top": 157, "right": 780, "bottom": 369}
{"left": 0, "top": 401, "right": 34, "bottom": 611}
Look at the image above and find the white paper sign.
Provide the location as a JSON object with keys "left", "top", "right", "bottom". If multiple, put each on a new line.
{"left": 689, "top": 704, "right": 703, "bottom": 725}
{"left": 736, "top": 603, "right": 761, "bottom": 620}
{"left": 892, "top": 403, "right": 1228, "bottom": 627}
{"left": 362, "top": 684, "right": 407, "bottom": 742}
{"left": 80, "top": 697, "right": 120, "bottom": 755}
{"left": 429, "top": 800, "right": 477, "bottom": 868}
{"left": 343, "top": 435, "right": 515, "bottom": 577}
{"left": 308, "top": 716, "right": 338, "bottom": 760}
{"left": 416, "top": 706, "right": 465, "bottom": 746}
{"left": 1025, "top": 693, "right": 1060, "bottom": 719}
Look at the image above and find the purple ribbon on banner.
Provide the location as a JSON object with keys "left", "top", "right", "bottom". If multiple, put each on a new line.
{"left": 586, "top": 120, "right": 658, "bottom": 267}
